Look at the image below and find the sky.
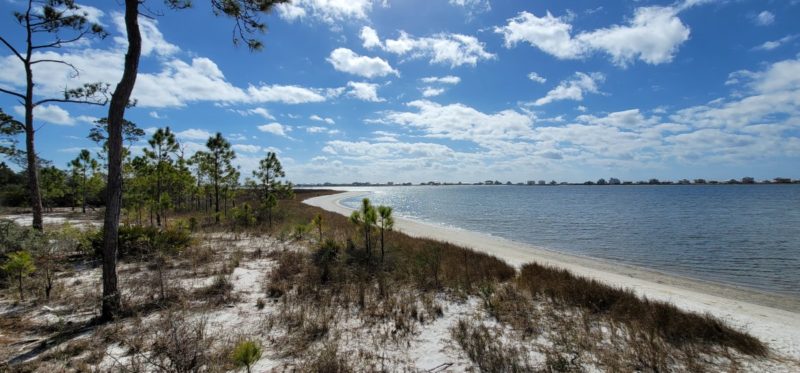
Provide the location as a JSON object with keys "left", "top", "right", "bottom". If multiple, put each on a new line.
{"left": 0, "top": 0, "right": 799, "bottom": 184}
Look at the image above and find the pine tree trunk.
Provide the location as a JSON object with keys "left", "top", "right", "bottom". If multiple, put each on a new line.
{"left": 23, "top": 50, "right": 43, "bottom": 230}
{"left": 156, "top": 167, "right": 161, "bottom": 227}
{"left": 82, "top": 171, "right": 87, "bottom": 214}
{"left": 18, "top": 273, "right": 24, "bottom": 301}
{"left": 100, "top": 0, "right": 141, "bottom": 322}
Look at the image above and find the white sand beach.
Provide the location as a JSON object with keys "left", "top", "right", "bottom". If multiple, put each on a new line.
{"left": 305, "top": 191, "right": 800, "bottom": 360}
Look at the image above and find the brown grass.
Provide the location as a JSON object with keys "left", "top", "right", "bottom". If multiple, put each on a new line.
{"left": 518, "top": 262, "right": 767, "bottom": 356}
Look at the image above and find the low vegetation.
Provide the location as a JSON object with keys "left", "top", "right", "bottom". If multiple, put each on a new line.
{"left": 0, "top": 189, "right": 783, "bottom": 372}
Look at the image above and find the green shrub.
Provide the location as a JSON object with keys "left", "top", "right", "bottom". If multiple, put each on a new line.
{"left": 87, "top": 226, "right": 192, "bottom": 259}
{"left": 232, "top": 203, "right": 257, "bottom": 228}
{"left": 312, "top": 239, "right": 340, "bottom": 284}
{"left": 231, "top": 340, "right": 262, "bottom": 373}
{"left": 3, "top": 250, "right": 36, "bottom": 300}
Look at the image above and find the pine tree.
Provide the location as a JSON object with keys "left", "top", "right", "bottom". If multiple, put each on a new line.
{"left": 197, "top": 133, "right": 236, "bottom": 224}
{"left": 0, "top": 0, "right": 109, "bottom": 230}
{"left": 253, "top": 152, "right": 291, "bottom": 229}
{"left": 100, "top": 0, "right": 289, "bottom": 321}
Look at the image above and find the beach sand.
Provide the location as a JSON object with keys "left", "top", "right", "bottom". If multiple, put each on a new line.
{"left": 305, "top": 190, "right": 800, "bottom": 360}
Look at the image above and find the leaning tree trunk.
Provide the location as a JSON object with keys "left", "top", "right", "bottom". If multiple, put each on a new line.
{"left": 100, "top": 0, "right": 141, "bottom": 322}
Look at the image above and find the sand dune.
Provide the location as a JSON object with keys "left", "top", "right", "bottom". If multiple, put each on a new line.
{"left": 305, "top": 191, "right": 800, "bottom": 360}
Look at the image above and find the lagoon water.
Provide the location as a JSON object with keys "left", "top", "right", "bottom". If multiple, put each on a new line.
{"left": 342, "top": 185, "right": 800, "bottom": 298}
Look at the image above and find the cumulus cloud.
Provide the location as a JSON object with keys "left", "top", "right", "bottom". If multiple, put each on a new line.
{"left": 753, "top": 35, "right": 796, "bottom": 51}
{"left": 0, "top": 50, "right": 332, "bottom": 108}
{"left": 14, "top": 104, "right": 75, "bottom": 125}
{"left": 307, "top": 58, "right": 800, "bottom": 182}
{"left": 527, "top": 72, "right": 547, "bottom": 83}
{"left": 377, "top": 100, "right": 535, "bottom": 146}
{"left": 0, "top": 16, "right": 337, "bottom": 109}
{"left": 533, "top": 72, "right": 604, "bottom": 106}
{"left": 232, "top": 144, "right": 262, "bottom": 153}
{"left": 257, "top": 123, "right": 291, "bottom": 137}
{"left": 310, "top": 115, "right": 335, "bottom": 124}
{"left": 245, "top": 108, "right": 275, "bottom": 120}
{"left": 421, "top": 87, "right": 445, "bottom": 97}
{"left": 383, "top": 31, "right": 495, "bottom": 67}
{"left": 361, "top": 29, "right": 494, "bottom": 68}
{"left": 495, "top": 5, "right": 692, "bottom": 67}
{"left": 277, "top": 0, "right": 374, "bottom": 24}
{"left": 112, "top": 13, "right": 180, "bottom": 57}
{"left": 346, "top": 81, "right": 385, "bottom": 102}
{"left": 327, "top": 48, "right": 398, "bottom": 78}
{"left": 360, "top": 26, "right": 382, "bottom": 49}
{"left": 421, "top": 75, "right": 461, "bottom": 84}
{"left": 449, "top": 0, "right": 491, "bottom": 15}
{"left": 323, "top": 140, "right": 457, "bottom": 160}
{"left": 176, "top": 128, "right": 212, "bottom": 140}
{"left": 754, "top": 11, "right": 775, "bottom": 26}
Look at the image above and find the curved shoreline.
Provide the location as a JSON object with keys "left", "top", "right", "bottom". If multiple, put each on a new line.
{"left": 304, "top": 190, "right": 800, "bottom": 359}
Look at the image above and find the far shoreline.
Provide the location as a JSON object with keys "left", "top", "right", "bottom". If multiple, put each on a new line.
{"left": 304, "top": 189, "right": 800, "bottom": 360}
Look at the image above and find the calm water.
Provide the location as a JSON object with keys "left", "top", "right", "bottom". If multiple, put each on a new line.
{"left": 342, "top": 185, "right": 800, "bottom": 297}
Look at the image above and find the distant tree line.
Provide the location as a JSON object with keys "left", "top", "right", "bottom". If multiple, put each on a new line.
{"left": 1, "top": 118, "right": 293, "bottom": 228}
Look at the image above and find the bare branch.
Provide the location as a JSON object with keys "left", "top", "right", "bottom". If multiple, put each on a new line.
{"left": 32, "top": 30, "right": 88, "bottom": 49}
{"left": 34, "top": 97, "right": 108, "bottom": 107}
{"left": 0, "top": 36, "right": 25, "bottom": 62}
{"left": 30, "top": 58, "right": 81, "bottom": 76}
{"left": 0, "top": 87, "right": 26, "bottom": 100}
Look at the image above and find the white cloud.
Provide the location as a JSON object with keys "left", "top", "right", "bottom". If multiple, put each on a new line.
{"left": 754, "top": 11, "right": 775, "bottom": 26}
{"left": 245, "top": 84, "right": 328, "bottom": 104}
{"left": 323, "top": 140, "right": 457, "bottom": 159}
{"left": 0, "top": 37, "right": 331, "bottom": 109}
{"left": 360, "top": 26, "right": 382, "bottom": 49}
{"left": 449, "top": 0, "right": 491, "bottom": 16}
{"left": 40, "top": 3, "right": 105, "bottom": 27}
{"left": 496, "top": 5, "right": 692, "bottom": 67}
{"left": 176, "top": 128, "right": 212, "bottom": 140}
{"left": 527, "top": 72, "right": 547, "bottom": 83}
{"left": 378, "top": 100, "right": 535, "bottom": 146}
{"left": 346, "top": 81, "right": 385, "bottom": 102}
{"left": 533, "top": 72, "right": 604, "bottom": 106}
{"left": 112, "top": 13, "right": 179, "bottom": 57}
{"left": 753, "top": 35, "right": 796, "bottom": 51}
{"left": 232, "top": 144, "right": 262, "bottom": 153}
{"left": 381, "top": 31, "right": 496, "bottom": 67}
{"left": 421, "top": 75, "right": 461, "bottom": 84}
{"left": 421, "top": 87, "right": 445, "bottom": 97}
{"left": 495, "top": 11, "right": 582, "bottom": 59}
{"left": 14, "top": 104, "right": 74, "bottom": 125}
{"left": 306, "top": 126, "right": 327, "bottom": 134}
{"left": 310, "top": 115, "right": 336, "bottom": 124}
{"left": 247, "top": 107, "right": 275, "bottom": 120}
{"left": 149, "top": 111, "right": 163, "bottom": 119}
{"left": 257, "top": 122, "right": 291, "bottom": 137}
{"left": 327, "top": 48, "right": 398, "bottom": 78}
{"left": 229, "top": 133, "right": 248, "bottom": 141}
{"left": 577, "top": 109, "right": 658, "bottom": 128}
{"left": 277, "top": 0, "right": 374, "bottom": 24}
{"left": 76, "top": 115, "right": 99, "bottom": 124}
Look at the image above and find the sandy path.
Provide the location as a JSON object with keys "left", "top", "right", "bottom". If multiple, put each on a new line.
{"left": 305, "top": 191, "right": 800, "bottom": 360}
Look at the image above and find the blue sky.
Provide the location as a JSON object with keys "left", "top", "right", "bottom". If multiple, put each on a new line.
{"left": 1, "top": 0, "right": 799, "bottom": 183}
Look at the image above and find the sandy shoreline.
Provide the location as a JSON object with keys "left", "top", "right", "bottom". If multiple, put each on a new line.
{"left": 304, "top": 190, "right": 800, "bottom": 360}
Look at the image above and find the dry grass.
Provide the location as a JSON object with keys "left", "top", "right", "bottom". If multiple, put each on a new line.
{"left": 0, "top": 189, "right": 779, "bottom": 372}
{"left": 518, "top": 262, "right": 767, "bottom": 356}
{"left": 451, "top": 317, "right": 533, "bottom": 373}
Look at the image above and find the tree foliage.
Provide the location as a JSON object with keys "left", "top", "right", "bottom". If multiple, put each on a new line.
{"left": 1, "top": 0, "right": 109, "bottom": 231}
{"left": 253, "top": 151, "right": 292, "bottom": 229}
{"left": 3, "top": 250, "right": 36, "bottom": 300}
